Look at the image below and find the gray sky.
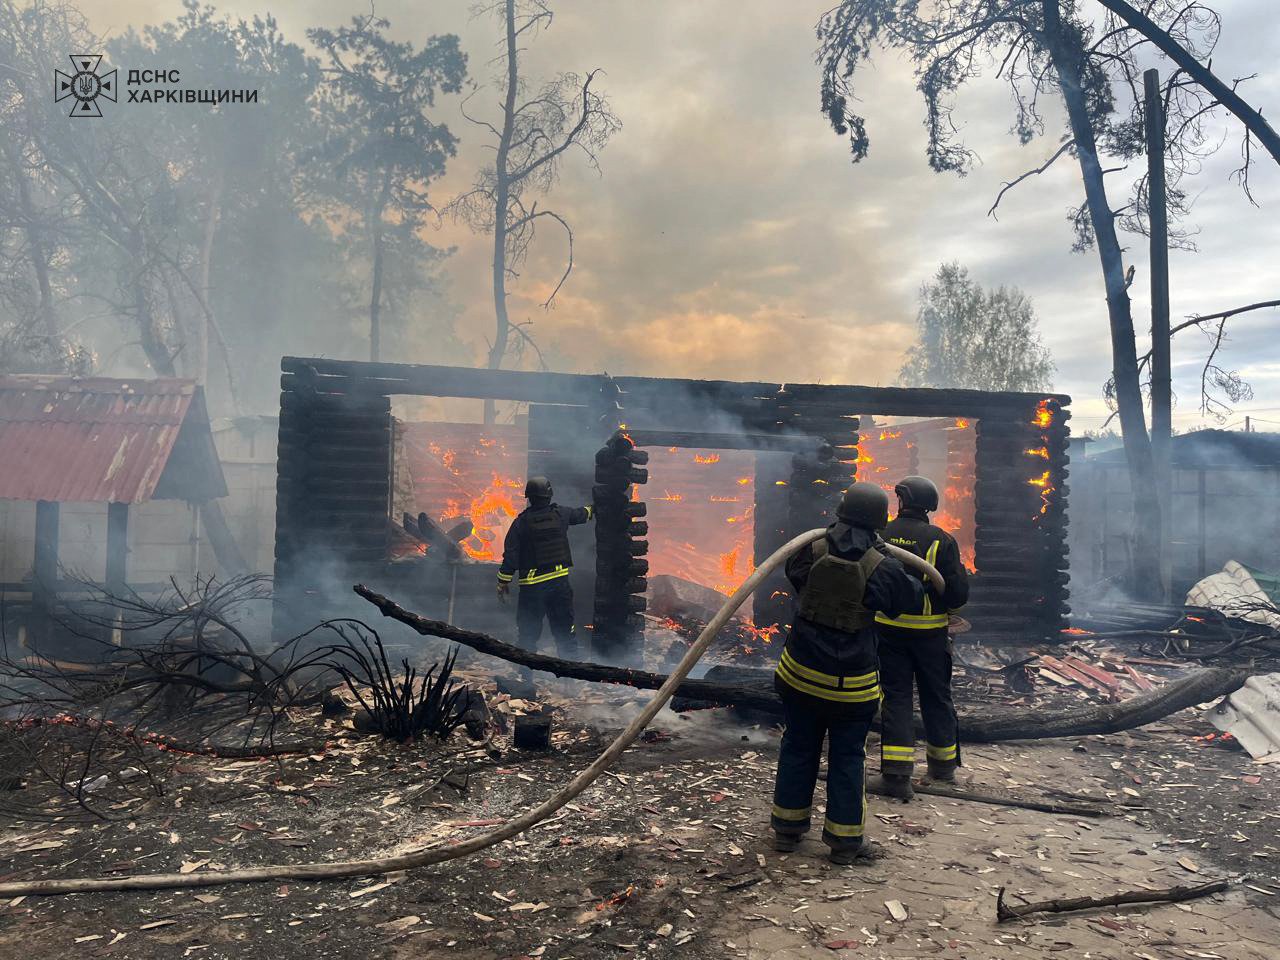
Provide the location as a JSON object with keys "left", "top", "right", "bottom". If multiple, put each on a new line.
{"left": 94, "top": 0, "right": 1280, "bottom": 432}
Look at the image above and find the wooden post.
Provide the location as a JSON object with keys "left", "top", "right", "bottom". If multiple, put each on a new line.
{"left": 1145, "top": 68, "right": 1173, "bottom": 602}
{"left": 106, "top": 502, "right": 128, "bottom": 592}
{"left": 32, "top": 500, "right": 59, "bottom": 644}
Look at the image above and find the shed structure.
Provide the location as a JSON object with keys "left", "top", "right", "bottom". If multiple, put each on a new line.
{"left": 0, "top": 376, "right": 226, "bottom": 641}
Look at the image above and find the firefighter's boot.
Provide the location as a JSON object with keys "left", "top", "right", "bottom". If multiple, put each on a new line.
{"left": 772, "top": 832, "right": 801, "bottom": 853}
{"left": 829, "top": 840, "right": 886, "bottom": 865}
{"left": 925, "top": 758, "right": 957, "bottom": 784}
{"left": 867, "top": 772, "right": 914, "bottom": 801}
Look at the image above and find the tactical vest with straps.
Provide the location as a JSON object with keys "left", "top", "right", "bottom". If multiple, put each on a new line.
{"left": 797, "top": 538, "right": 884, "bottom": 633}
{"left": 875, "top": 516, "right": 949, "bottom": 630}
{"left": 526, "top": 507, "right": 572, "bottom": 569}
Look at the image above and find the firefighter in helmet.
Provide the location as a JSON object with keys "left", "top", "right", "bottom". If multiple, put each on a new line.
{"left": 497, "top": 477, "right": 594, "bottom": 662}
{"left": 770, "top": 482, "right": 924, "bottom": 864}
{"left": 868, "top": 476, "right": 970, "bottom": 800}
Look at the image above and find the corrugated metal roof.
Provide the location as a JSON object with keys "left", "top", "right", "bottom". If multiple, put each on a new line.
{"left": 0, "top": 376, "right": 200, "bottom": 503}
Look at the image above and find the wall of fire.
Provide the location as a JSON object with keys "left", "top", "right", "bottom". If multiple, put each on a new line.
{"left": 272, "top": 358, "right": 1070, "bottom": 647}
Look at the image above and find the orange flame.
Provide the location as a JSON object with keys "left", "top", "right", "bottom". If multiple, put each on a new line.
{"left": 440, "top": 472, "right": 522, "bottom": 561}
{"left": 1025, "top": 446, "right": 1049, "bottom": 459}
{"left": 1033, "top": 400, "right": 1054, "bottom": 429}
{"left": 1028, "top": 469, "right": 1054, "bottom": 515}
{"left": 693, "top": 453, "right": 721, "bottom": 464}
{"left": 954, "top": 418, "right": 971, "bottom": 429}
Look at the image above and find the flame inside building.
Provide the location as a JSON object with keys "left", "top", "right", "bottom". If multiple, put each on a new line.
{"left": 397, "top": 416, "right": 987, "bottom": 595}
{"left": 642, "top": 447, "right": 757, "bottom": 596}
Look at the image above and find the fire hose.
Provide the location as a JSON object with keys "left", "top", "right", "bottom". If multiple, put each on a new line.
{"left": 0, "top": 530, "right": 942, "bottom": 897}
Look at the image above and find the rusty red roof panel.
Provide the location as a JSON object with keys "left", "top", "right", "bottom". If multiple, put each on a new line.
{"left": 0, "top": 376, "right": 196, "bottom": 503}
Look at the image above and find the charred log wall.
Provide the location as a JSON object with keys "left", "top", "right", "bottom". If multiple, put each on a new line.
{"left": 592, "top": 431, "right": 649, "bottom": 662}
{"left": 272, "top": 358, "right": 1070, "bottom": 646}
{"left": 968, "top": 399, "right": 1070, "bottom": 640}
{"left": 274, "top": 375, "right": 392, "bottom": 638}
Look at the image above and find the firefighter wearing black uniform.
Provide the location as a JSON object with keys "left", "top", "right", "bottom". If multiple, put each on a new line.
{"left": 496, "top": 477, "right": 593, "bottom": 661}
{"left": 870, "top": 476, "right": 970, "bottom": 800}
{"left": 770, "top": 483, "right": 924, "bottom": 864}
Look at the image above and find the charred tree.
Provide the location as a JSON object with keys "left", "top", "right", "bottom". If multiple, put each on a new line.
{"left": 450, "top": 0, "right": 619, "bottom": 423}
{"left": 816, "top": 0, "right": 1280, "bottom": 593}
{"left": 1040, "top": 1, "right": 1160, "bottom": 598}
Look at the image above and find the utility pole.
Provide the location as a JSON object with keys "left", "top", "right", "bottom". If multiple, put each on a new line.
{"left": 1145, "top": 68, "right": 1172, "bottom": 602}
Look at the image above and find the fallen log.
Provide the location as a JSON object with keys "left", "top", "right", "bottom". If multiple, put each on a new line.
{"left": 899, "top": 781, "right": 1105, "bottom": 817}
{"left": 995, "top": 878, "right": 1230, "bottom": 921}
{"left": 353, "top": 589, "right": 1252, "bottom": 744}
{"left": 354, "top": 585, "right": 782, "bottom": 712}
{"left": 964, "top": 664, "right": 1251, "bottom": 741}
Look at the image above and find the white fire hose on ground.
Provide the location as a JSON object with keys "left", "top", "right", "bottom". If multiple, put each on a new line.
{"left": 0, "top": 529, "right": 942, "bottom": 897}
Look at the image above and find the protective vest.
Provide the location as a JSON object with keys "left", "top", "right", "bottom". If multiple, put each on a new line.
{"left": 526, "top": 508, "right": 572, "bottom": 569}
{"left": 796, "top": 539, "right": 883, "bottom": 633}
{"left": 875, "top": 520, "right": 949, "bottom": 630}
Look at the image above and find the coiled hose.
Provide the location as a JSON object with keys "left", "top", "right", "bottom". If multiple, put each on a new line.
{"left": 0, "top": 529, "right": 942, "bottom": 897}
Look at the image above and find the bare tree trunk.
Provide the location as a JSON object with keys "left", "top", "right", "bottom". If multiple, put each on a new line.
{"left": 195, "top": 171, "right": 225, "bottom": 386}
{"left": 484, "top": 0, "right": 521, "bottom": 426}
{"left": 369, "top": 221, "right": 385, "bottom": 363}
{"left": 368, "top": 170, "right": 393, "bottom": 363}
{"left": 1145, "top": 69, "right": 1173, "bottom": 602}
{"left": 133, "top": 272, "right": 176, "bottom": 378}
{"left": 1044, "top": 1, "right": 1161, "bottom": 596}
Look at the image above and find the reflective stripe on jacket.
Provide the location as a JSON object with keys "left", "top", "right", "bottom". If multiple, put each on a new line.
{"left": 874, "top": 510, "right": 969, "bottom": 631}
{"left": 875, "top": 538, "right": 948, "bottom": 629}
{"left": 774, "top": 523, "right": 923, "bottom": 711}
{"left": 498, "top": 503, "right": 592, "bottom": 586}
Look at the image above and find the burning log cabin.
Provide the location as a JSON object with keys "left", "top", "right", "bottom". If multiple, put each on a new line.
{"left": 273, "top": 358, "right": 1070, "bottom": 652}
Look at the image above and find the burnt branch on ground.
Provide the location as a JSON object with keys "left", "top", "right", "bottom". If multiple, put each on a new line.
{"left": 0, "top": 576, "right": 476, "bottom": 820}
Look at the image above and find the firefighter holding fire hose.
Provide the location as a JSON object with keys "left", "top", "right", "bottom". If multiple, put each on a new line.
{"left": 771, "top": 482, "right": 924, "bottom": 864}
{"left": 868, "top": 476, "right": 970, "bottom": 801}
{"left": 497, "top": 477, "right": 594, "bottom": 666}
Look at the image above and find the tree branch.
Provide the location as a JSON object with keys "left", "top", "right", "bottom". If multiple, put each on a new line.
{"left": 1091, "top": 0, "right": 1280, "bottom": 166}
{"left": 506, "top": 69, "right": 603, "bottom": 183}
{"left": 1171, "top": 299, "right": 1280, "bottom": 336}
{"left": 988, "top": 138, "right": 1075, "bottom": 218}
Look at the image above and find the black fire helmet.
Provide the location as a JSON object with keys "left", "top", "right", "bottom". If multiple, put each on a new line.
{"left": 835, "top": 482, "right": 890, "bottom": 530}
{"left": 895, "top": 475, "right": 940, "bottom": 513}
{"left": 524, "top": 476, "right": 554, "bottom": 500}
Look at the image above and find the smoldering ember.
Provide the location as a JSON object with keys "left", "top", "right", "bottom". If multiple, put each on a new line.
{"left": 1, "top": 2, "right": 1279, "bottom": 959}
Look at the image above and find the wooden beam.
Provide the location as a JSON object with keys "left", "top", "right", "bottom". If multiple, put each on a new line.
{"left": 627, "top": 430, "right": 825, "bottom": 453}
{"left": 282, "top": 358, "right": 600, "bottom": 405}
{"left": 280, "top": 358, "right": 1071, "bottom": 423}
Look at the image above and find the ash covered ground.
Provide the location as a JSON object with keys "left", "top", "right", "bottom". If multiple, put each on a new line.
{"left": 1, "top": 662, "right": 1277, "bottom": 960}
